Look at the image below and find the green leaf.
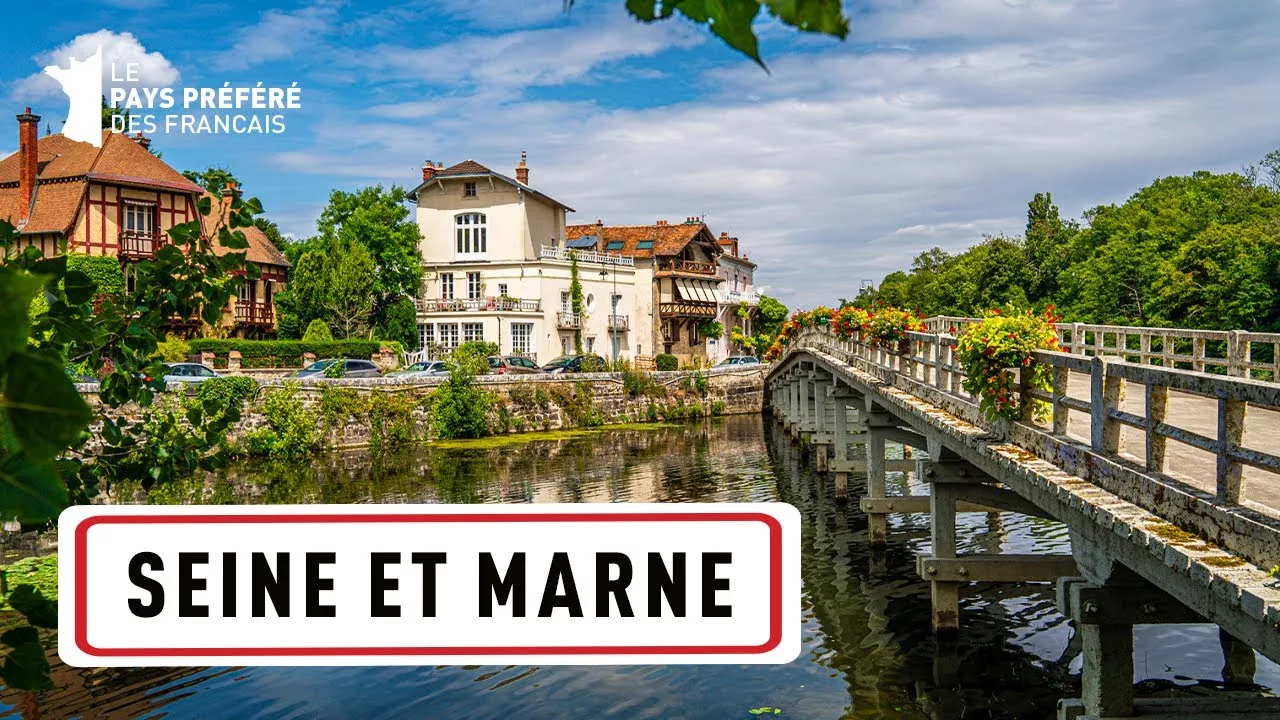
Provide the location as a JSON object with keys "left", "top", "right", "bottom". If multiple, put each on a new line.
{"left": 764, "top": 0, "right": 848, "bottom": 38}
{"left": 0, "top": 454, "right": 68, "bottom": 523}
{"left": 0, "top": 267, "right": 47, "bottom": 362}
{"left": 677, "top": 0, "right": 765, "bottom": 67}
{"left": 0, "top": 626, "right": 53, "bottom": 692}
{"left": 63, "top": 269, "right": 96, "bottom": 304}
{"left": 626, "top": 0, "right": 663, "bottom": 21}
{"left": 7, "top": 586, "right": 57, "bottom": 628}
{"left": 30, "top": 255, "right": 67, "bottom": 278}
{"left": 5, "top": 351, "right": 94, "bottom": 460}
{"left": 219, "top": 229, "right": 250, "bottom": 250}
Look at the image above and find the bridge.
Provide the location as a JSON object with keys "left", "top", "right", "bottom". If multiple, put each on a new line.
{"left": 766, "top": 320, "right": 1280, "bottom": 720}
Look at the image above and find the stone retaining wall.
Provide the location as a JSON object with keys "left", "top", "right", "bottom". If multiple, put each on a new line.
{"left": 76, "top": 366, "right": 768, "bottom": 450}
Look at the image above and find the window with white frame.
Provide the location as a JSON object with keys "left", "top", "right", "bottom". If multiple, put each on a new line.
{"left": 511, "top": 323, "right": 533, "bottom": 356}
{"left": 455, "top": 213, "right": 487, "bottom": 258}
{"left": 585, "top": 336, "right": 595, "bottom": 352}
{"left": 440, "top": 274, "right": 454, "bottom": 300}
{"left": 561, "top": 335, "right": 571, "bottom": 354}
{"left": 123, "top": 202, "right": 155, "bottom": 234}
{"left": 438, "top": 323, "right": 460, "bottom": 351}
{"left": 418, "top": 323, "right": 435, "bottom": 351}
{"left": 560, "top": 291, "right": 571, "bottom": 313}
{"left": 498, "top": 283, "right": 508, "bottom": 297}
{"left": 463, "top": 322, "right": 484, "bottom": 342}
{"left": 467, "top": 272, "right": 481, "bottom": 300}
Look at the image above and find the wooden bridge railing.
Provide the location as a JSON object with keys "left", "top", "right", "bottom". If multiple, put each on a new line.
{"left": 919, "top": 315, "right": 1280, "bottom": 381}
{"left": 795, "top": 325, "right": 1280, "bottom": 508}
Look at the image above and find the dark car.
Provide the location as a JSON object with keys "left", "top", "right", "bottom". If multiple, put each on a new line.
{"left": 488, "top": 355, "right": 542, "bottom": 375}
{"left": 541, "top": 354, "right": 606, "bottom": 374}
{"left": 294, "top": 358, "right": 383, "bottom": 379}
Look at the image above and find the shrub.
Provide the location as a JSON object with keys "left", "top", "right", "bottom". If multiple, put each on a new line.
{"left": 195, "top": 376, "right": 258, "bottom": 421}
{"left": 253, "top": 383, "right": 319, "bottom": 456}
{"left": 379, "top": 297, "right": 418, "bottom": 350}
{"left": 955, "top": 307, "right": 1061, "bottom": 422}
{"left": 656, "top": 354, "right": 678, "bottom": 371}
{"left": 621, "top": 365, "right": 663, "bottom": 398}
{"left": 187, "top": 339, "right": 384, "bottom": 368}
{"left": 303, "top": 319, "right": 334, "bottom": 342}
{"left": 157, "top": 333, "right": 191, "bottom": 363}
{"left": 710, "top": 399, "right": 727, "bottom": 416}
{"left": 449, "top": 341, "right": 498, "bottom": 376}
{"left": 67, "top": 254, "right": 126, "bottom": 297}
{"left": 432, "top": 356, "right": 492, "bottom": 439}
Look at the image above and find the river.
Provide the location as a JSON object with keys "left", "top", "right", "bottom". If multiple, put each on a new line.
{"left": 2, "top": 416, "right": 1277, "bottom": 719}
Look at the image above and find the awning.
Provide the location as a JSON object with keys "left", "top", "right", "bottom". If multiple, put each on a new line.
{"left": 675, "top": 278, "right": 718, "bottom": 303}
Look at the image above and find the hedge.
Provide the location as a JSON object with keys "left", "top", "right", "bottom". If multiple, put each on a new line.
{"left": 67, "top": 254, "right": 126, "bottom": 297}
{"left": 656, "top": 354, "right": 678, "bottom": 371}
{"left": 187, "top": 339, "right": 389, "bottom": 369}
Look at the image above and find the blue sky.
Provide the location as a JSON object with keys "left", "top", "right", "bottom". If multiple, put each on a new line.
{"left": 4, "top": 0, "right": 1280, "bottom": 309}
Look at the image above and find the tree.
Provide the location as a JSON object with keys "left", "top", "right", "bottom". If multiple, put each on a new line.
{"left": 183, "top": 167, "right": 289, "bottom": 252}
{"left": 302, "top": 319, "right": 333, "bottom": 342}
{"left": 323, "top": 240, "right": 377, "bottom": 338}
{"left": 569, "top": 252, "right": 585, "bottom": 354}
{"left": 314, "top": 185, "right": 424, "bottom": 337}
{"left": 1024, "top": 193, "right": 1075, "bottom": 302}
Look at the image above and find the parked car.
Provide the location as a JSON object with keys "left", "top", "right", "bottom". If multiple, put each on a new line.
{"left": 294, "top": 358, "right": 383, "bottom": 379}
{"left": 541, "top": 354, "right": 606, "bottom": 374}
{"left": 162, "top": 363, "right": 222, "bottom": 384}
{"left": 65, "top": 366, "right": 97, "bottom": 384}
{"left": 487, "top": 355, "right": 542, "bottom": 375}
{"left": 715, "top": 355, "right": 761, "bottom": 367}
{"left": 388, "top": 360, "right": 449, "bottom": 378}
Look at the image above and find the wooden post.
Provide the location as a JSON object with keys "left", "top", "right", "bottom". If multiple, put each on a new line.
{"left": 866, "top": 425, "right": 888, "bottom": 546}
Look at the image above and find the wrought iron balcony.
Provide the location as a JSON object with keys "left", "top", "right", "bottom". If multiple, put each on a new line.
{"left": 119, "top": 230, "right": 162, "bottom": 260}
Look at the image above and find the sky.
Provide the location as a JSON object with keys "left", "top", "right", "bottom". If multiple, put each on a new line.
{"left": 3, "top": 0, "right": 1280, "bottom": 309}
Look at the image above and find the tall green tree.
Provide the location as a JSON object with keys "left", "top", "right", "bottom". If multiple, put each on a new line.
{"left": 182, "top": 167, "right": 289, "bottom": 252}
{"left": 314, "top": 185, "right": 424, "bottom": 336}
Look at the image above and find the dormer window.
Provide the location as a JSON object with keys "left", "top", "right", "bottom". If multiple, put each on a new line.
{"left": 455, "top": 213, "right": 487, "bottom": 259}
{"left": 464, "top": 182, "right": 477, "bottom": 197}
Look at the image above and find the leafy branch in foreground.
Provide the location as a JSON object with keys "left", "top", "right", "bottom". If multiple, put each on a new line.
{"left": 567, "top": 0, "right": 850, "bottom": 67}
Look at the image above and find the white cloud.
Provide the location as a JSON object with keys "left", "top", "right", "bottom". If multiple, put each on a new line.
{"left": 213, "top": 4, "right": 342, "bottom": 71}
{"left": 272, "top": 0, "right": 1280, "bottom": 308}
{"left": 13, "top": 30, "right": 180, "bottom": 100}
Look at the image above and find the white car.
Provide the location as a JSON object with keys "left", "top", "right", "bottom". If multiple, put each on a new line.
{"left": 388, "top": 360, "right": 449, "bottom": 378}
{"left": 162, "top": 363, "right": 221, "bottom": 384}
{"left": 716, "top": 356, "right": 761, "bottom": 367}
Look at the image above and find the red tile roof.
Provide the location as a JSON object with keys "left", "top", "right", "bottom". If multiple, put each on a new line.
{"left": 201, "top": 193, "right": 290, "bottom": 269}
{"left": 0, "top": 131, "right": 204, "bottom": 235}
{"left": 565, "top": 221, "right": 721, "bottom": 259}
{"left": 437, "top": 160, "right": 492, "bottom": 176}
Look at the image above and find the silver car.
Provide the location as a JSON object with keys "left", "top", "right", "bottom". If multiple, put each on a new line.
{"left": 388, "top": 360, "right": 449, "bottom": 379}
{"left": 294, "top": 359, "right": 383, "bottom": 379}
{"left": 715, "top": 356, "right": 761, "bottom": 367}
{"left": 162, "top": 363, "right": 221, "bottom": 384}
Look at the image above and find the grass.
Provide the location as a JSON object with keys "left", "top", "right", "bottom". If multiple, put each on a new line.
{"left": 0, "top": 555, "right": 57, "bottom": 611}
{"left": 429, "top": 423, "right": 681, "bottom": 450}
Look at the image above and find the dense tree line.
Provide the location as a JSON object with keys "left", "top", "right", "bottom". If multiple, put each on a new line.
{"left": 851, "top": 153, "right": 1280, "bottom": 332}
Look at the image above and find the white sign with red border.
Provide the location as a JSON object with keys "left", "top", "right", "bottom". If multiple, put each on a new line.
{"left": 59, "top": 503, "right": 800, "bottom": 666}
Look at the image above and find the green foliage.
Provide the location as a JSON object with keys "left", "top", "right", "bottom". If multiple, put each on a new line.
{"left": 380, "top": 296, "right": 419, "bottom": 349}
{"left": 699, "top": 320, "right": 725, "bottom": 340}
{"left": 315, "top": 185, "right": 425, "bottom": 331}
{"left": 182, "top": 166, "right": 237, "bottom": 195}
{"left": 156, "top": 333, "right": 190, "bottom": 363}
{"left": 187, "top": 338, "right": 384, "bottom": 368}
{"left": 747, "top": 708, "right": 783, "bottom": 716}
{"left": 683, "top": 371, "right": 709, "bottom": 396}
{"left": 710, "top": 399, "right": 727, "bottom": 416}
{"left": 252, "top": 383, "right": 319, "bottom": 456}
{"left": 449, "top": 341, "right": 498, "bottom": 376}
{"left": 0, "top": 556, "right": 58, "bottom": 611}
{"left": 757, "top": 295, "right": 788, "bottom": 336}
{"left": 569, "top": 251, "right": 584, "bottom": 354}
{"left": 552, "top": 382, "right": 604, "bottom": 428}
{"left": 302, "top": 318, "right": 333, "bottom": 342}
{"left": 621, "top": 365, "right": 663, "bottom": 398}
{"left": 954, "top": 307, "right": 1061, "bottom": 422}
{"left": 656, "top": 353, "right": 678, "bottom": 371}
{"left": 323, "top": 359, "right": 346, "bottom": 378}
{"left": 194, "top": 376, "right": 258, "bottom": 416}
{"left": 620, "top": 0, "right": 848, "bottom": 67}
{"left": 65, "top": 254, "right": 126, "bottom": 298}
{"left": 432, "top": 372, "right": 492, "bottom": 440}
{"left": 367, "top": 392, "right": 421, "bottom": 450}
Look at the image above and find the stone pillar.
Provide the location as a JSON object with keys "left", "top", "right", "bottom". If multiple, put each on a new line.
{"left": 228, "top": 350, "right": 242, "bottom": 372}
{"left": 199, "top": 351, "right": 215, "bottom": 368}
{"left": 833, "top": 395, "right": 850, "bottom": 501}
{"left": 866, "top": 425, "right": 888, "bottom": 546}
{"left": 812, "top": 376, "right": 830, "bottom": 471}
{"left": 797, "top": 374, "right": 811, "bottom": 434}
{"left": 1220, "top": 627, "right": 1257, "bottom": 688}
{"left": 929, "top": 481, "right": 960, "bottom": 635}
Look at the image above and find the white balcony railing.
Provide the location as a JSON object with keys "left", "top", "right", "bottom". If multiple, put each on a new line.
{"left": 723, "top": 289, "right": 760, "bottom": 305}
{"left": 415, "top": 296, "right": 541, "bottom": 313}
{"left": 540, "top": 245, "right": 634, "bottom": 268}
{"left": 556, "top": 312, "right": 581, "bottom": 329}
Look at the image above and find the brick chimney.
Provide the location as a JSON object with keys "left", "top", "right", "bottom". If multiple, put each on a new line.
{"left": 422, "top": 160, "right": 436, "bottom": 182}
{"left": 221, "top": 180, "right": 237, "bottom": 204}
{"left": 17, "top": 107, "right": 40, "bottom": 224}
{"left": 133, "top": 132, "right": 151, "bottom": 149}
{"left": 515, "top": 151, "right": 529, "bottom": 185}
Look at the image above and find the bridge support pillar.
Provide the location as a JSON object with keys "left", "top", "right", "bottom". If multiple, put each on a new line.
{"left": 928, "top": 481, "right": 960, "bottom": 635}
{"left": 865, "top": 423, "right": 889, "bottom": 546}
{"left": 833, "top": 393, "right": 852, "bottom": 501}
{"left": 811, "top": 376, "right": 831, "bottom": 471}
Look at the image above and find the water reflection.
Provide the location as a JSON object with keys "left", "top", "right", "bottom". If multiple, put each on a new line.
{"left": 2, "top": 417, "right": 1276, "bottom": 719}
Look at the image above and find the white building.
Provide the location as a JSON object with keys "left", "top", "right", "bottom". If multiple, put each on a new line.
{"left": 411, "top": 155, "right": 648, "bottom": 363}
{"left": 710, "top": 232, "right": 760, "bottom": 363}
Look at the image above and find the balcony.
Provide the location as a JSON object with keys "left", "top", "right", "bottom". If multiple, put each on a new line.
{"left": 608, "top": 314, "right": 630, "bottom": 331}
{"left": 656, "top": 259, "right": 718, "bottom": 277}
{"left": 539, "top": 245, "right": 634, "bottom": 268}
{"left": 658, "top": 301, "right": 717, "bottom": 318}
{"left": 723, "top": 289, "right": 761, "bottom": 305}
{"left": 119, "top": 230, "right": 162, "bottom": 260}
{"left": 415, "top": 296, "right": 541, "bottom": 313}
{"left": 557, "top": 312, "right": 581, "bottom": 330}
{"left": 235, "top": 300, "right": 275, "bottom": 326}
